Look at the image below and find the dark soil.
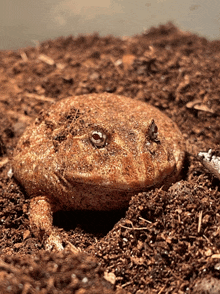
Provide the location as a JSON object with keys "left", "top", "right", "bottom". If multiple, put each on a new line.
{"left": 0, "top": 23, "right": 220, "bottom": 293}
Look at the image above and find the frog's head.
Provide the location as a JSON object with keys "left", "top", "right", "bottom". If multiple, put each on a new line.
{"left": 55, "top": 93, "right": 184, "bottom": 191}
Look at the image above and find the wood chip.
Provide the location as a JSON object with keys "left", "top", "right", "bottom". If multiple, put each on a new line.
{"left": 104, "top": 272, "right": 116, "bottom": 284}
{"left": 0, "top": 158, "right": 8, "bottom": 168}
{"left": 186, "top": 100, "right": 202, "bottom": 108}
{"left": 186, "top": 100, "right": 214, "bottom": 113}
{"left": 20, "top": 51, "right": 28, "bottom": 62}
{"left": 194, "top": 104, "right": 214, "bottom": 113}
{"left": 198, "top": 149, "right": 220, "bottom": 180}
{"left": 38, "top": 54, "right": 55, "bottom": 66}
{"left": 211, "top": 254, "right": 220, "bottom": 259}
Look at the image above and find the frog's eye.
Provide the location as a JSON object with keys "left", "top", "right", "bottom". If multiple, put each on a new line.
{"left": 90, "top": 131, "right": 107, "bottom": 148}
{"left": 148, "top": 119, "right": 159, "bottom": 142}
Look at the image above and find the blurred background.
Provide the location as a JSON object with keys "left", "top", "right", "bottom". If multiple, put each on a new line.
{"left": 1, "top": 0, "right": 220, "bottom": 50}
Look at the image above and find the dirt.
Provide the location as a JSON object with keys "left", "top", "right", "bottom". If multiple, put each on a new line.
{"left": 0, "top": 22, "right": 220, "bottom": 293}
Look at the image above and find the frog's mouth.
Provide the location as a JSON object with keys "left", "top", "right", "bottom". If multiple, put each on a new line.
{"left": 63, "top": 171, "right": 155, "bottom": 193}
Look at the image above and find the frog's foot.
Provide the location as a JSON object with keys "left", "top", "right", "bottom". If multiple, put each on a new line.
{"left": 29, "top": 196, "right": 65, "bottom": 251}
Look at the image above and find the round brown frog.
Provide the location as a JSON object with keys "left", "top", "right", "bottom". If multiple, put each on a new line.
{"left": 13, "top": 93, "right": 185, "bottom": 250}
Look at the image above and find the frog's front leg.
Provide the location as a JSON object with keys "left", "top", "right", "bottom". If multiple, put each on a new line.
{"left": 29, "top": 196, "right": 64, "bottom": 251}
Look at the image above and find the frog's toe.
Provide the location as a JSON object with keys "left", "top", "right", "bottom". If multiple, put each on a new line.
{"left": 45, "top": 233, "right": 64, "bottom": 251}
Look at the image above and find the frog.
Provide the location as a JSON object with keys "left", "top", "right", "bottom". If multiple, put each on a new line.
{"left": 12, "top": 93, "right": 185, "bottom": 250}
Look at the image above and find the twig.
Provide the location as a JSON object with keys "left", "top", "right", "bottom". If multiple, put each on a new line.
{"left": 139, "top": 216, "right": 152, "bottom": 224}
{"left": 198, "top": 211, "right": 202, "bottom": 233}
{"left": 25, "top": 93, "right": 55, "bottom": 102}
{"left": 120, "top": 225, "right": 149, "bottom": 231}
{"left": 158, "top": 283, "right": 167, "bottom": 294}
{"left": 121, "top": 281, "right": 132, "bottom": 288}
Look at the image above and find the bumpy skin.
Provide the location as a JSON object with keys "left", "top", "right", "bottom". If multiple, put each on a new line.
{"left": 12, "top": 93, "right": 185, "bottom": 248}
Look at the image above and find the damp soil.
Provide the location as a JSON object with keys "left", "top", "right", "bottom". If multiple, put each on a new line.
{"left": 0, "top": 23, "right": 220, "bottom": 293}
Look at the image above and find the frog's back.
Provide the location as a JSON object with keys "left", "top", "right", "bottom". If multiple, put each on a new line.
{"left": 13, "top": 93, "right": 185, "bottom": 211}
